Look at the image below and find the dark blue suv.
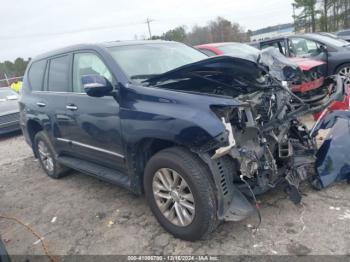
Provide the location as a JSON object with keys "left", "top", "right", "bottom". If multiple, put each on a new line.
{"left": 19, "top": 40, "right": 343, "bottom": 240}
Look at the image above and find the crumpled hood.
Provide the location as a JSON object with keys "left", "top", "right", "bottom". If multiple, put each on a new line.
{"left": 142, "top": 54, "right": 270, "bottom": 99}
{"left": 144, "top": 47, "right": 305, "bottom": 93}
{"left": 144, "top": 54, "right": 262, "bottom": 85}
{"left": 258, "top": 47, "right": 303, "bottom": 82}
{"left": 288, "top": 57, "right": 326, "bottom": 71}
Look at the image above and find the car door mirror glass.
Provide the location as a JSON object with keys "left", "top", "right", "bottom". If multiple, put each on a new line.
{"left": 319, "top": 45, "right": 327, "bottom": 52}
{"left": 82, "top": 74, "right": 113, "bottom": 97}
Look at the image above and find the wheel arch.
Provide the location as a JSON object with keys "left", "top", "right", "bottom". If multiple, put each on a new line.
{"left": 130, "top": 138, "right": 178, "bottom": 190}
{"left": 334, "top": 62, "right": 350, "bottom": 74}
{"left": 26, "top": 119, "right": 44, "bottom": 157}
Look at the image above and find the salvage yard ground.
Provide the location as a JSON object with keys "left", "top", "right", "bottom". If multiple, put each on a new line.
{"left": 0, "top": 124, "right": 349, "bottom": 256}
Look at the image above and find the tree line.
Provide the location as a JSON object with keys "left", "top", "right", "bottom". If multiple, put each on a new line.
{"left": 293, "top": 0, "right": 350, "bottom": 32}
{"left": 0, "top": 57, "right": 30, "bottom": 86}
{"left": 150, "top": 17, "right": 249, "bottom": 45}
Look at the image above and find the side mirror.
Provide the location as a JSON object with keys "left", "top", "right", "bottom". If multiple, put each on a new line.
{"left": 82, "top": 75, "right": 113, "bottom": 97}
{"left": 319, "top": 45, "right": 327, "bottom": 53}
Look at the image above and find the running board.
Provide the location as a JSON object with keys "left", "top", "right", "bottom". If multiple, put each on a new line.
{"left": 57, "top": 156, "right": 130, "bottom": 189}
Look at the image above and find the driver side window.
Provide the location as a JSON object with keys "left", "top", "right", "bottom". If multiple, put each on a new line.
{"left": 289, "top": 38, "right": 321, "bottom": 57}
{"left": 73, "top": 53, "right": 113, "bottom": 93}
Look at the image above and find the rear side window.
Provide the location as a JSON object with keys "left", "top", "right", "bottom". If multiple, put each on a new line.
{"left": 48, "top": 55, "right": 70, "bottom": 92}
{"left": 261, "top": 41, "right": 286, "bottom": 55}
{"left": 28, "top": 60, "right": 47, "bottom": 91}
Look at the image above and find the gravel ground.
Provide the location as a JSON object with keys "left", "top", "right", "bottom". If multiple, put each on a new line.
{"left": 0, "top": 128, "right": 349, "bottom": 257}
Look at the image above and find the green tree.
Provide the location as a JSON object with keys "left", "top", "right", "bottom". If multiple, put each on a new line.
{"left": 293, "top": 0, "right": 317, "bottom": 32}
{"left": 294, "top": 0, "right": 349, "bottom": 33}
{"left": 0, "top": 57, "right": 30, "bottom": 86}
{"left": 162, "top": 26, "right": 186, "bottom": 42}
{"left": 185, "top": 25, "right": 212, "bottom": 45}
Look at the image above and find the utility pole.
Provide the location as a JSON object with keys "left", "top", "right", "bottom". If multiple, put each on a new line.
{"left": 4, "top": 73, "right": 10, "bottom": 86}
{"left": 145, "top": 18, "right": 153, "bottom": 39}
{"left": 292, "top": 3, "right": 296, "bottom": 33}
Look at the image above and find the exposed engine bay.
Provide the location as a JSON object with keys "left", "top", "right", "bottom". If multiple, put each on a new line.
{"left": 143, "top": 48, "right": 344, "bottom": 207}
{"left": 212, "top": 85, "right": 319, "bottom": 204}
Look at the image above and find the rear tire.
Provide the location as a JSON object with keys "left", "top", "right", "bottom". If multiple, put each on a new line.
{"left": 34, "top": 131, "right": 70, "bottom": 178}
{"left": 144, "top": 147, "right": 218, "bottom": 241}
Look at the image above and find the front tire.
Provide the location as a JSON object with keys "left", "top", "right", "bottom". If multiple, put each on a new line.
{"left": 34, "top": 131, "right": 69, "bottom": 178}
{"left": 144, "top": 147, "right": 218, "bottom": 241}
{"left": 336, "top": 63, "right": 350, "bottom": 86}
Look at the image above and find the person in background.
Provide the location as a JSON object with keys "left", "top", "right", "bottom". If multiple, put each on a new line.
{"left": 10, "top": 79, "right": 22, "bottom": 93}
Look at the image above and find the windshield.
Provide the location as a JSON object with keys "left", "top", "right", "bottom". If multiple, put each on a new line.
{"left": 0, "top": 88, "right": 18, "bottom": 100}
{"left": 108, "top": 42, "right": 207, "bottom": 81}
{"left": 217, "top": 43, "right": 260, "bottom": 56}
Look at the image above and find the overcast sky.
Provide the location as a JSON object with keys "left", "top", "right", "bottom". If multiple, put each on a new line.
{"left": 0, "top": 0, "right": 293, "bottom": 61}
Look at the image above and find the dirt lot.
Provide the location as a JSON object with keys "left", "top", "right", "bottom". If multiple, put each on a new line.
{"left": 0, "top": 130, "right": 349, "bottom": 257}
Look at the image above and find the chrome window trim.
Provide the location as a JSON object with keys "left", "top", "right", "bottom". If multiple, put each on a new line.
{"left": 0, "top": 120, "right": 20, "bottom": 127}
{"left": 57, "top": 138, "right": 124, "bottom": 159}
{"left": 32, "top": 90, "right": 86, "bottom": 95}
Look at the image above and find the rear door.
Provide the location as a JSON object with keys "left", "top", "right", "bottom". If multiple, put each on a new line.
{"left": 29, "top": 55, "right": 72, "bottom": 154}
{"left": 63, "top": 51, "right": 125, "bottom": 170}
{"left": 261, "top": 39, "right": 288, "bottom": 56}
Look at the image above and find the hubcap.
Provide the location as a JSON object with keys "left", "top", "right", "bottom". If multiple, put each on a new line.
{"left": 152, "top": 168, "right": 195, "bottom": 227}
{"left": 338, "top": 66, "right": 350, "bottom": 85}
{"left": 38, "top": 141, "right": 54, "bottom": 172}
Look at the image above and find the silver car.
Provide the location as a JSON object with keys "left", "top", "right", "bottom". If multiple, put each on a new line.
{"left": 0, "top": 87, "right": 20, "bottom": 135}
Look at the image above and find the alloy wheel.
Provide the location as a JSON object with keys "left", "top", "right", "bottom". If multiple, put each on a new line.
{"left": 152, "top": 168, "right": 195, "bottom": 227}
{"left": 338, "top": 66, "right": 350, "bottom": 85}
{"left": 38, "top": 140, "right": 54, "bottom": 172}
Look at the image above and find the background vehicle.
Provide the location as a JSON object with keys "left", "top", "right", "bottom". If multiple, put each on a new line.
{"left": 0, "top": 87, "right": 20, "bottom": 135}
{"left": 20, "top": 41, "right": 343, "bottom": 241}
{"left": 195, "top": 42, "right": 260, "bottom": 57}
{"left": 336, "top": 29, "right": 350, "bottom": 42}
{"left": 195, "top": 42, "right": 335, "bottom": 119}
{"left": 195, "top": 43, "right": 326, "bottom": 94}
{"left": 250, "top": 34, "right": 350, "bottom": 85}
{"left": 317, "top": 32, "right": 340, "bottom": 39}
{"left": 251, "top": 34, "right": 350, "bottom": 118}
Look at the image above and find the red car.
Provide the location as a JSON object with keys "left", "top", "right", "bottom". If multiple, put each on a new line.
{"left": 195, "top": 42, "right": 349, "bottom": 120}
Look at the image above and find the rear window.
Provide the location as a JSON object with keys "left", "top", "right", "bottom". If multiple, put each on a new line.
{"left": 28, "top": 60, "right": 47, "bottom": 91}
{"left": 48, "top": 55, "right": 70, "bottom": 92}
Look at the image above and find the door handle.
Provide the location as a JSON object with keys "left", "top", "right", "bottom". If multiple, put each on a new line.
{"left": 66, "top": 105, "right": 78, "bottom": 111}
{"left": 36, "top": 102, "right": 46, "bottom": 107}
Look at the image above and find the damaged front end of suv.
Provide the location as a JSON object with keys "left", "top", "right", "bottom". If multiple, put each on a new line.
{"left": 143, "top": 48, "right": 344, "bottom": 222}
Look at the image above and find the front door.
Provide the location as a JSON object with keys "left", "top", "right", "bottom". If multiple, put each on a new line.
{"left": 63, "top": 52, "right": 125, "bottom": 171}
{"left": 288, "top": 37, "right": 328, "bottom": 61}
